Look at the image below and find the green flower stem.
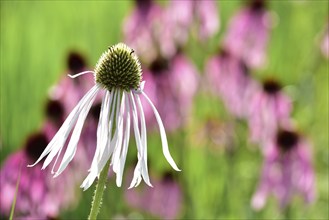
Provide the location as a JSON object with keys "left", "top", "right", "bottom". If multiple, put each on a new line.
{"left": 88, "top": 160, "right": 111, "bottom": 220}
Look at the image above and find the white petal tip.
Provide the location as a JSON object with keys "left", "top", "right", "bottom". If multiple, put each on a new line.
{"left": 144, "top": 179, "right": 153, "bottom": 187}
{"left": 80, "top": 183, "right": 89, "bottom": 191}
{"left": 128, "top": 183, "right": 135, "bottom": 189}
{"left": 170, "top": 163, "right": 181, "bottom": 172}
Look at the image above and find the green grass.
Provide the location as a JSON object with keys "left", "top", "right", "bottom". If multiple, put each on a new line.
{"left": 1, "top": 1, "right": 328, "bottom": 219}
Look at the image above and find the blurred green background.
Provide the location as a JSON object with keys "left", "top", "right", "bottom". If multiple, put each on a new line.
{"left": 0, "top": 0, "right": 328, "bottom": 219}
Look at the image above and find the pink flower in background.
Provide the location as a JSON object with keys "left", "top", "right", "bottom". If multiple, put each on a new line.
{"left": 206, "top": 49, "right": 257, "bottom": 118}
{"left": 142, "top": 53, "right": 199, "bottom": 132}
{"left": 195, "top": 0, "right": 220, "bottom": 40}
{"left": 44, "top": 99, "right": 65, "bottom": 128}
{"left": 125, "top": 172, "right": 182, "bottom": 219}
{"left": 223, "top": 0, "right": 272, "bottom": 69}
{"left": 46, "top": 53, "right": 102, "bottom": 177}
{"left": 43, "top": 98, "right": 91, "bottom": 182}
{"left": 168, "top": 0, "right": 220, "bottom": 43}
{"left": 167, "top": 0, "right": 193, "bottom": 46}
{"left": 124, "top": 0, "right": 219, "bottom": 65}
{"left": 247, "top": 79, "right": 292, "bottom": 146}
{"left": 0, "top": 96, "right": 95, "bottom": 218}
{"left": 49, "top": 52, "right": 97, "bottom": 114}
{"left": 0, "top": 133, "right": 76, "bottom": 218}
{"left": 320, "top": 23, "right": 329, "bottom": 59}
{"left": 251, "top": 129, "right": 315, "bottom": 210}
{"left": 123, "top": 0, "right": 176, "bottom": 65}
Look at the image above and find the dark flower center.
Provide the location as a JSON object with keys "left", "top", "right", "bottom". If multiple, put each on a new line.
{"left": 250, "top": 0, "right": 266, "bottom": 11}
{"left": 135, "top": 0, "right": 153, "bottom": 11}
{"left": 276, "top": 130, "right": 299, "bottom": 152}
{"left": 263, "top": 79, "right": 281, "bottom": 94}
{"left": 46, "top": 99, "right": 64, "bottom": 124}
{"left": 149, "top": 57, "right": 170, "bottom": 75}
{"left": 67, "top": 52, "right": 86, "bottom": 74}
{"left": 95, "top": 43, "right": 142, "bottom": 91}
{"left": 239, "top": 60, "right": 249, "bottom": 77}
{"left": 162, "top": 171, "right": 174, "bottom": 183}
{"left": 218, "top": 48, "right": 230, "bottom": 58}
{"left": 25, "top": 133, "right": 49, "bottom": 161}
{"left": 218, "top": 48, "right": 249, "bottom": 76}
{"left": 136, "top": 0, "right": 151, "bottom": 5}
{"left": 90, "top": 102, "right": 102, "bottom": 120}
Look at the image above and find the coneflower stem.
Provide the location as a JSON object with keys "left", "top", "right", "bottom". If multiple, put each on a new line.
{"left": 88, "top": 160, "right": 111, "bottom": 220}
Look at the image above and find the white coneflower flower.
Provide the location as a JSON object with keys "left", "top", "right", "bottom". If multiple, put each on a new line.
{"left": 28, "top": 43, "right": 180, "bottom": 191}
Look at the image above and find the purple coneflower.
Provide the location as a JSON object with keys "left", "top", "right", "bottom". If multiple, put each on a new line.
{"left": 206, "top": 49, "right": 256, "bottom": 118}
{"left": 44, "top": 98, "right": 91, "bottom": 182}
{"left": 49, "top": 52, "right": 97, "bottom": 113}
{"left": 223, "top": 0, "right": 272, "bottom": 69}
{"left": 168, "top": 0, "right": 220, "bottom": 43}
{"left": 123, "top": 0, "right": 176, "bottom": 65}
{"left": 247, "top": 79, "right": 292, "bottom": 146}
{"left": 142, "top": 52, "right": 199, "bottom": 131}
{"left": 251, "top": 129, "right": 315, "bottom": 210}
{"left": 0, "top": 132, "right": 76, "bottom": 218}
{"left": 28, "top": 43, "right": 180, "bottom": 190}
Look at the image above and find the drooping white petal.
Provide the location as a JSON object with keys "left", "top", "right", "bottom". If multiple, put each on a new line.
{"left": 129, "top": 92, "right": 149, "bottom": 188}
{"left": 96, "top": 92, "right": 110, "bottom": 155}
{"left": 54, "top": 89, "right": 98, "bottom": 177}
{"left": 112, "top": 98, "right": 126, "bottom": 179}
{"left": 89, "top": 91, "right": 112, "bottom": 172}
{"left": 104, "top": 90, "right": 118, "bottom": 158}
{"left": 112, "top": 96, "right": 126, "bottom": 186}
{"left": 28, "top": 85, "right": 100, "bottom": 168}
{"left": 81, "top": 91, "right": 117, "bottom": 190}
{"left": 141, "top": 91, "right": 181, "bottom": 171}
{"left": 108, "top": 90, "right": 122, "bottom": 155}
{"left": 96, "top": 91, "right": 120, "bottom": 171}
{"left": 68, "top": 71, "right": 94, "bottom": 78}
{"left": 128, "top": 160, "right": 143, "bottom": 189}
{"left": 116, "top": 92, "right": 131, "bottom": 187}
{"left": 93, "top": 89, "right": 119, "bottom": 171}
{"left": 96, "top": 91, "right": 121, "bottom": 173}
{"left": 129, "top": 92, "right": 142, "bottom": 158}
{"left": 112, "top": 93, "right": 126, "bottom": 174}
{"left": 81, "top": 90, "right": 122, "bottom": 190}
{"left": 50, "top": 142, "right": 65, "bottom": 174}
{"left": 49, "top": 85, "right": 100, "bottom": 174}
{"left": 135, "top": 93, "right": 152, "bottom": 187}
{"left": 81, "top": 171, "right": 98, "bottom": 190}
{"left": 97, "top": 90, "right": 117, "bottom": 165}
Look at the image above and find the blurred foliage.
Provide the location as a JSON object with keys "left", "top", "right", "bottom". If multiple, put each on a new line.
{"left": 0, "top": 0, "right": 328, "bottom": 219}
